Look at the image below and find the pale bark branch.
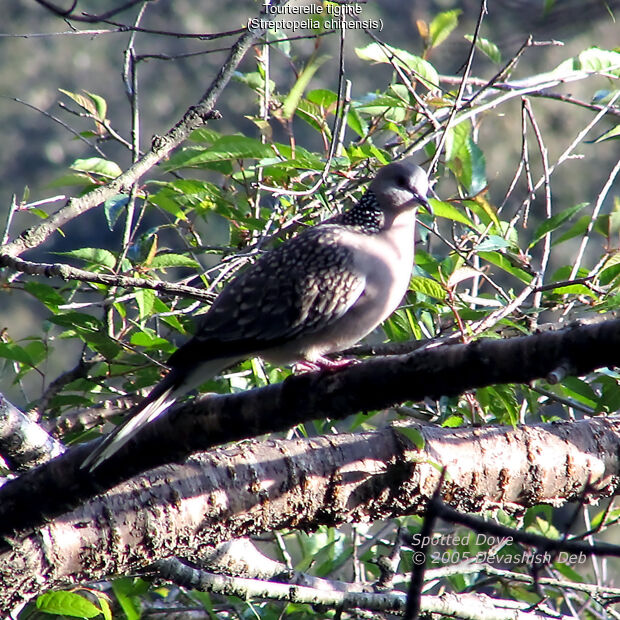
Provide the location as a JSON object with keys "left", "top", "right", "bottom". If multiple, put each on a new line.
{"left": 1, "top": 416, "right": 620, "bottom": 610}
{"left": 0, "top": 394, "right": 64, "bottom": 471}
{"left": 0, "top": 318, "right": 618, "bottom": 542}
{"left": 153, "top": 557, "right": 561, "bottom": 619}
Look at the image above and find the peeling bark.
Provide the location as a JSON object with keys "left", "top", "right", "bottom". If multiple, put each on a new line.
{"left": 1, "top": 416, "right": 619, "bottom": 611}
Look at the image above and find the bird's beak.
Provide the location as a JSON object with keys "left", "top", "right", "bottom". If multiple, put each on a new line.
{"left": 417, "top": 193, "right": 432, "bottom": 215}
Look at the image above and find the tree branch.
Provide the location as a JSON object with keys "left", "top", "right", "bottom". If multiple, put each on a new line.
{"left": 2, "top": 415, "right": 619, "bottom": 610}
{"left": 0, "top": 253, "right": 214, "bottom": 302}
{"left": 0, "top": 317, "right": 618, "bottom": 542}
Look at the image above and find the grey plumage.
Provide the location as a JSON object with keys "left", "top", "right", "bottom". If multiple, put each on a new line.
{"left": 81, "top": 159, "right": 430, "bottom": 471}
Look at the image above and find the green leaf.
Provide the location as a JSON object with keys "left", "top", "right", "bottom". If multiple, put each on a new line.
{"left": 429, "top": 199, "right": 477, "bottom": 228}
{"left": 464, "top": 34, "right": 502, "bottom": 64}
{"left": 130, "top": 331, "right": 171, "bottom": 349}
{"left": 135, "top": 288, "right": 155, "bottom": 322}
{"left": 445, "top": 121, "right": 487, "bottom": 195}
{"left": 553, "top": 214, "right": 591, "bottom": 246}
{"left": 592, "top": 123, "right": 620, "bottom": 143}
{"left": 306, "top": 88, "right": 338, "bottom": 108}
{"left": 600, "top": 253, "right": 620, "bottom": 285}
{"left": 478, "top": 251, "right": 534, "bottom": 284}
{"left": 36, "top": 590, "right": 102, "bottom": 618}
{"left": 165, "top": 136, "right": 275, "bottom": 170}
{"left": 429, "top": 10, "right": 461, "bottom": 48}
{"left": 394, "top": 426, "right": 426, "bottom": 450}
{"left": 475, "top": 236, "right": 512, "bottom": 252}
{"left": 0, "top": 342, "right": 35, "bottom": 366}
{"left": 112, "top": 578, "right": 143, "bottom": 620}
{"left": 282, "top": 54, "right": 330, "bottom": 120}
{"left": 551, "top": 47, "right": 620, "bottom": 79}
{"left": 409, "top": 275, "right": 445, "bottom": 300}
{"left": 355, "top": 42, "right": 439, "bottom": 90}
{"left": 346, "top": 107, "right": 368, "bottom": 138}
{"left": 24, "top": 281, "right": 66, "bottom": 310}
{"left": 442, "top": 415, "right": 463, "bottom": 428}
{"left": 148, "top": 254, "right": 200, "bottom": 270}
{"left": 528, "top": 203, "right": 589, "bottom": 249}
{"left": 50, "top": 312, "right": 120, "bottom": 359}
{"left": 104, "top": 194, "right": 129, "bottom": 231}
{"left": 560, "top": 377, "right": 598, "bottom": 409}
{"left": 55, "top": 247, "right": 118, "bottom": 270}
{"left": 70, "top": 157, "right": 122, "bottom": 179}
{"left": 595, "top": 375, "right": 620, "bottom": 413}
{"left": 85, "top": 91, "right": 107, "bottom": 122}
{"left": 59, "top": 88, "right": 107, "bottom": 122}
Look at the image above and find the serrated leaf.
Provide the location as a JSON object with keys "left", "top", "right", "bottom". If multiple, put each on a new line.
{"left": 528, "top": 202, "right": 589, "bottom": 248}
{"left": 149, "top": 254, "right": 200, "bottom": 270}
{"left": 429, "top": 10, "right": 461, "bottom": 49}
{"left": 464, "top": 34, "right": 502, "bottom": 64}
{"left": 70, "top": 157, "right": 122, "bottom": 179}
{"left": 355, "top": 42, "right": 439, "bottom": 90}
{"left": 55, "top": 247, "right": 117, "bottom": 270}
{"left": 409, "top": 275, "right": 445, "bottom": 300}
{"left": 36, "top": 590, "right": 102, "bottom": 618}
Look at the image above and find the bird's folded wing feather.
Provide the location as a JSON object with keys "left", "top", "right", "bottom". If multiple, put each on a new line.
{"left": 168, "top": 225, "right": 366, "bottom": 367}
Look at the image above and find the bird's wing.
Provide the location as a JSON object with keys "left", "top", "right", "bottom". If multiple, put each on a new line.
{"left": 168, "top": 225, "right": 366, "bottom": 368}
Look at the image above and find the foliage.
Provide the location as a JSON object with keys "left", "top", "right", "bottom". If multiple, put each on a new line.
{"left": 1, "top": 3, "right": 620, "bottom": 619}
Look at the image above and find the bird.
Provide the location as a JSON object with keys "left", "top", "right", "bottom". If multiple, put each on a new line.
{"left": 81, "top": 159, "right": 430, "bottom": 471}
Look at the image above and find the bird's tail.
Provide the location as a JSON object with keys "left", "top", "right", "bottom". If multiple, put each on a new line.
{"left": 81, "top": 377, "right": 179, "bottom": 472}
{"left": 81, "top": 356, "right": 240, "bottom": 472}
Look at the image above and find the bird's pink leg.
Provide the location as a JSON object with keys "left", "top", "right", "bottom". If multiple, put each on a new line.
{"left": 293, "top": 355, "right": 357, "bottom": 374}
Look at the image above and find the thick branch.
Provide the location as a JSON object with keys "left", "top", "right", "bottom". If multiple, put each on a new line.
{"left": 1, "top": 417, "right": 619, "bottom": 610}
{"left": 0, "top": 318, "right": 618, "bottom": 541}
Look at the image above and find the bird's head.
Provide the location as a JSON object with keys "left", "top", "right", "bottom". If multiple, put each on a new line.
{"left": 369, "top": 159, "right": 430, "bottom": 213}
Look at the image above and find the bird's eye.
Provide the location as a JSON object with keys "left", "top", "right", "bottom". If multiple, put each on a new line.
{"left": 395, "top": 175, "right": 407, "bottom": 189}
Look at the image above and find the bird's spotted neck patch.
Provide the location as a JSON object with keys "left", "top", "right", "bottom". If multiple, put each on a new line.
{"left": 340, "top": 190, "right": 384, "bottom": 234}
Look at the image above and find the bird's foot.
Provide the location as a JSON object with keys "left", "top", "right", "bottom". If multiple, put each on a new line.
{"left": 293, "top": 355, "right": 357, "bottom": 374}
